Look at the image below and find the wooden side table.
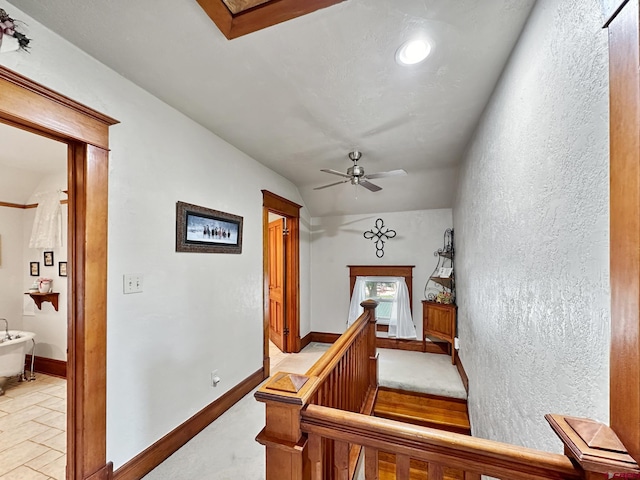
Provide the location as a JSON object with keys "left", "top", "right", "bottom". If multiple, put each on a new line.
{"left": 422, "top": 300, "right": 456, "bottom": 364}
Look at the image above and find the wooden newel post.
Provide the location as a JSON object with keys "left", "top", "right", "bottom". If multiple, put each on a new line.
{"left": 255, "top": 372, "right": 319, "bottom": 480}
{"left": 546, "top": 414, "right": 640, "bottom": 480}
{"left": 361, "top": 299, "right": 379, "bottom": 390}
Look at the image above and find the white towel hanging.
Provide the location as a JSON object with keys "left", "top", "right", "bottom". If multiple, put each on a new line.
{"left": 29, "top": 190, "right": 62, "bottom": 249}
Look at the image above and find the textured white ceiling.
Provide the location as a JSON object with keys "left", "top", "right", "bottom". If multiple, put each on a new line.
{"left": 9, "top": 0, "right": 535, "bottom": 216}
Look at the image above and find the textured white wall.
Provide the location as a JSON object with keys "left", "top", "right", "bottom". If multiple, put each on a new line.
{"left": 0, "top": 0, "right": 310, "bottom": 468}
{"left": 0, "top": 207, "right": 24, "bottom": 331}
{"left": 453, "top": 0, "right": 610, "bottom": 451}
{"left": 311, "top": 209, "right": 452, "bottom": 335}
{"left": 0, "top": 165, "right": 46, "bottom": 333}
{"left": 22, "top": 172, "right": 68, "bottom": 361}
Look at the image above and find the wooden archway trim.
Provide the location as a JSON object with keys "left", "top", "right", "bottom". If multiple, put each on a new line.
{"left": 0, "top": 66, "right": 117, "bottom": 149}
{"left": 0, "top": 65, "right": 118, "bottom": 479}
{"left": 262, "top": 190, "right": 301, "bottom": 375}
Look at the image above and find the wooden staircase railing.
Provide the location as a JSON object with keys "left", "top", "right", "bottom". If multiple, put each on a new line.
{"left": 302, "top": 404, "right": 580, "bottom": 480}
{"left": 255, "top": 299, "right": 379, "bottom": 480}
{"left": 255, "top": 299, "right": 640, "bottom": 480}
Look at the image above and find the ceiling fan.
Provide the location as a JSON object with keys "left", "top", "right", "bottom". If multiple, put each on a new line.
{"left": 313, "top": 150, "right": 407, "bottom": 192}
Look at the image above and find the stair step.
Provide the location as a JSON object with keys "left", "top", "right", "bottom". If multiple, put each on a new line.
{"left": 377, "top": 452, "right": 464, "bottom": 480}
{"left": 374, "top": 388, "right": 471, "bottom": 435}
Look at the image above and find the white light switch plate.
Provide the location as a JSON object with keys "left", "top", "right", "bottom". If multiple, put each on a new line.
{"left": 123, "top": 274, "right": 143, "bottom": 294}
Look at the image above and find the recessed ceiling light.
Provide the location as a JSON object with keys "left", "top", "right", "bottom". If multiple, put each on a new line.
{"left": 396, "top": 39, "right": 431, "bottom": 66}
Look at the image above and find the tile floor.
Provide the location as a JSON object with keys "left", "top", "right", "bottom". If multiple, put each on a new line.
{"left": 0, "top": 374, "right": 66, "bottom": 480}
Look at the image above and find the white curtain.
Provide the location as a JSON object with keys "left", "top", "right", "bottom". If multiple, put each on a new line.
{"left": 347, "top": 276, "right": 416, "bottom": 339}
{"left": 29, "top": 191, "right": 62, "bottom": 249}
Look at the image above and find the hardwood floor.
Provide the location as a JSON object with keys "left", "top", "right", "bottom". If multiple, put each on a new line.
{"left": 374, "top": 387, "right": 471, "bottom": 435}
{"left": 372, "top": 388, "right": 470, "bottom": 479}
{"left": 377, "top": 452, "right": 465, "bottom": 480}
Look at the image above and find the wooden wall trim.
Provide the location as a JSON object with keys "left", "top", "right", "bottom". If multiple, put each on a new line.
{"left": 85, "top": 462, "right": 113, "bottom": 480}
{"left": 300, "top": 332, "right": 312, "bottom": 349}
{"left": 608, "top": 0, "right": 640, "bottom": 461}
{"left": 196, "top": 0, "right": 344, "bottom": 40}
{"left": 0, "top": 66, "right": 118, "bottom": 150}
{"left": 310, "top": 331, "right": 341, "bottom": 344}
{"left": 0, "top": 200, "right": 27, "bottom": 209}
{"left": 25, "top": 355, "right": 67, "bottom": 378}
{"left": 0, "top": 65, "right": 117, "bottom": 480}
{"left": 262, "top": 190, "right": 301, "bottom": 375}
{"left": 454, "top": 354, "right": 469, "bottom": 394}
{"left": 261, "top": 190, "right": 302, "bottom": 216}
{"left": 113, "top": 368, "right": 264, "bottom": 480}
{"left": 68, "top": 143, "right": 110, "bottom": 478}
{"left": 301, "top": 331, "right": 449, "bottom": 355}
{"left": 377, "top": 337, "right": 448, "bottom": 354}
{"left": 0, "top": 199, "right": 69, "bottom": 209}
{"left": 348, "top": 265, "right": 415, "bottom": 314}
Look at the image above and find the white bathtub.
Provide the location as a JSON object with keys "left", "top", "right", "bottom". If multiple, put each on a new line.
{"left": 0, "top": 330, "right": 36, "bottom": 378}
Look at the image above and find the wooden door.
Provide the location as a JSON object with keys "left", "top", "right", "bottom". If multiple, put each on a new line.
{"left": 268, "top": 219, "right": 286, "bottom": 351}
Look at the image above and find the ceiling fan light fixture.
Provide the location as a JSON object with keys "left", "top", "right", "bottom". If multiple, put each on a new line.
{"left": 396, "top": 39, "right": 431, "bottom": 66}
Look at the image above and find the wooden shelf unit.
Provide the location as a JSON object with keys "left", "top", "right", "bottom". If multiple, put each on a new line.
{"left": 25, "top": 292, "right": 60, "bottom": 311}
{"left": 422, "top": 300, "right": 456, "bottom": 364}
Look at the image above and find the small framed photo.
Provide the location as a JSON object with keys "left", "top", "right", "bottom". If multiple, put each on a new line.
{"left": 44, "top": 251, "right": 54, "bottom": 267}
{"left": 30, "top": 261, "right": 40, "bottom": 277}
{"left": 59, "top": 261, "right": 67, "bottom": 277}
{"left": 176, "top": 201, "right": 243, "bottom": 254}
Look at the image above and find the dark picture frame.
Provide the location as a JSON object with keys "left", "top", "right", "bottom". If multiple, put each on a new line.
{"left": 176, "top": 201, "right": 243, "bottom": 254}
{"left": 59, "top": 261, "right": 67, "bottom": 277}
{"left": 30, "top": 261, "right": 40, "bottom": 277}
{"left": 44, "top": 251, "right": 54, "bottom": 267}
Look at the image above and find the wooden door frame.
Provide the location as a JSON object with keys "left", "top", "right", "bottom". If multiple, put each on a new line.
{"left": 0, "top": 66, "right": 118, "bottom": 479}
{"left": 262, "top": 190, "right": 301, "bottom": 377}
{"left": 606, "top": 0, "right": 640, "bottom": 462}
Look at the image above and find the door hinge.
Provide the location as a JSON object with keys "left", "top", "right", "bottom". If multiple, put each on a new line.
{"left": 284, "top": 327, "right": 290, "bottom": 336}
{"left": 282, "top": 228, "right": 290, "bottom": 236}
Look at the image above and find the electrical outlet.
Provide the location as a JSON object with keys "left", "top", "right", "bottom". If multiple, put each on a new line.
{"left": 211, "top": 370, "right": 221, "bottom": 387}
{"left": 454, "top": 337, "right": 460, "bottom": 350}
{"left": 123, "top": 274, "right": 144, "bottom": 294}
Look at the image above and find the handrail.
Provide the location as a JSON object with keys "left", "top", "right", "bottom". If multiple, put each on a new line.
{"left": 302, "top": 404, "right": 582, "bottom": 480}
{"left": 306, "top": 306, "right": 371, "bottom": 379}
{"left": 255, "top": 300, "right": 636, "bottom": 480}
{"left": 255, "top": 300, "right": 379, "bottom": 480}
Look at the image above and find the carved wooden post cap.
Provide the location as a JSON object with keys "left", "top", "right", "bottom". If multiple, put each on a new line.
{"left": 254, "top": 372, "right": 319, "bottom": 406}
{"left": 546, "top": 414, "right": 640, "bottom": 475}
{"left": 361, "top": 299, "right": 379, "bottom": 309}
{"left": 263, "top": 372, "right": 309, "bottom": 393}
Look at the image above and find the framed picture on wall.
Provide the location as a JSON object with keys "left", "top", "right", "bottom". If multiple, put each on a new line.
{"left": 30, "top": 261, "right": 40, "bottom": 277}
{"left": 44, "top": 251, "right": 54, "bottom": 267}
{"left": 176, "top": 201, "right": 243, "bottom": 254}
{"left": 59, "top": 261, "right": 67, "bottom": 277}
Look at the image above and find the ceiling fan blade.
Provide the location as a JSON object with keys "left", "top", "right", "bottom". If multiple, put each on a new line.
{"left": 365, "top": 169, "right": 408, "bottom": 180}
{"left": 320, "top": 168, "right": 351, "bottom": 178}
{"left": 359, "top": 180, "right": 382, "bottom": 192}
{"left": 314, "top": 179, "right": 351, "bottom": 190}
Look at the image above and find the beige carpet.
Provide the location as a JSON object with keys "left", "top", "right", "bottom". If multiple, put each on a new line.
{"left": 144, "top": 343, "right": 464, "bottom": 479}
{"left": 378, "top": 348, "right": 467, "bottom": 399}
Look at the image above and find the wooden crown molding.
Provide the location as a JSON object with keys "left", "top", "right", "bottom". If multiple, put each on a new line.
{"left": 196, "top": 0, "right": 345, "bottom": 39}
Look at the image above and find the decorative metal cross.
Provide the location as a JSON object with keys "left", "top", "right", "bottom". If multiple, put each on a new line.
{"left": 363, "top": 218, "right": 396, "bottom": 258}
